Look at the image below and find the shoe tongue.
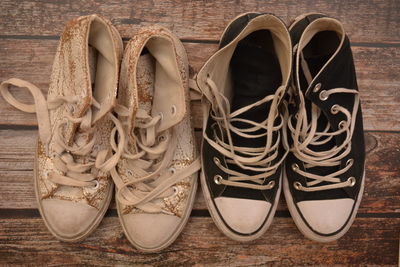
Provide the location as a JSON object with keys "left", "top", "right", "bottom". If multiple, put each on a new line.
{"left": 137, "top": 53, "right": 155, "bottom": 114}
{"left": 230, "top": 43, "right": 282, "bottom": 148}
{"left": 231, "top": 45, "right": 281, "bottom": 100}
{"left": 123, "top": 53, "right": 161, "bottom": 179}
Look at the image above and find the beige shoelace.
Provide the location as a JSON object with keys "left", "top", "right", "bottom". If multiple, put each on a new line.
{"left": 200, "top": 76, "right": 288, "bottom": 190}
{"left": 288, "top": 53, "right": 360, "bottom": 192}
{"left": 0, "top": 78, "right": 124, "bottom": 188}
{"left": 110, "top": 101, "right": 200, "bottom": 214}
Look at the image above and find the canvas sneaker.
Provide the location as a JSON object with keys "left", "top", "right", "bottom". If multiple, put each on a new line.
{"left": 109, "top": 26, "right": 200, "bottom": 252}
{"left": 284, "top": 13, "right": 366, "bottom": 242}
{"left": 196, "top": 13, "right": 292, "bottom": 241}
{"left": 0, "top": 14, "right": 123, "bottom": 242}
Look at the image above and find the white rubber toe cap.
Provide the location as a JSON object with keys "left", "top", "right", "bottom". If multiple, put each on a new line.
{"left": 41, "top": 199, "right": 99, "bottom": 239}
{"left": 297, "top": 198, "right": 354, "bottom": 235}
{"left": 214, "top": 197, "right": 271, "bottom": 234}
{"left": 122, "top": 213, "right": 180, "bottom": 250}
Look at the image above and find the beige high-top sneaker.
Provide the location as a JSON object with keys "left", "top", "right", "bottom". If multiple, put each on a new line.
{"left": 109, "top": 26, "right": 200, "bottom": 252}
{"left": 0, "top": 14, "right": 123, "bottom": 242}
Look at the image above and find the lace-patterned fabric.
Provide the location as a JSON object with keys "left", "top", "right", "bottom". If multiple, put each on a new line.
{"left": 0, "top": 15, "right": 123, "bottom": 210}
{"left": 113, "top": 27, "right": 199, "bottom": 217}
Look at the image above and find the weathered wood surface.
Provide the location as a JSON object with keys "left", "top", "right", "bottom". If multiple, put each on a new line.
{"left": 0, "top": 40, "right": 399, "bottom": 130}
{"left": 0, "top": 217, "right": 398, "bottom": 266}
{"left": 0, "top": 0, "right": 399, "bottom": 265}
{"left": 0, "top": 0, "right": 399, "bottom": 43}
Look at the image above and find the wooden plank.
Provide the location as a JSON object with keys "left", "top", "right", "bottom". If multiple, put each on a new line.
{"left": 0, "top": 129, "right": 399, "bottom": 215}
{"left": 0, "top": 216, "right": 398, "bottom": 265}
{"left": 0, "top": 0, "right": 399, "bottom": 43}
{"left": 0, "top": 39, "right": 399, "bottom": 131}
{"left": 0, "top": 2, "right": 397, "bottom": 265}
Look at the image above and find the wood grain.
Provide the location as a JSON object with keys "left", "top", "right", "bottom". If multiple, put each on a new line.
{"left": 0, "top": 217, "right": 398, "bottom": 266}
{"left": 1, "top": 129, "right": 399, "bottom": 215}
{"left": 0, "top": 39, "right": 399, "bottom": 131}
{"left": 0, "top": 0, "right": 399, "bottom": 43}
{"left": 0, "top": 1, "right": 399, "bottom": 265}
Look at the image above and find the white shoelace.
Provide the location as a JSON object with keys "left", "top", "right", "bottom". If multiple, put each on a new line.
{"left": 109, "top": 102, "right": 200, "bottom": 214}
{"left": 0, "top": 78, "right": 124, "bottom": 188}
{"left": 288, "top": 52, "right": 360, "bottom": 192}
{"left": 201, "top": 76, "right": 288, "bottom": 190}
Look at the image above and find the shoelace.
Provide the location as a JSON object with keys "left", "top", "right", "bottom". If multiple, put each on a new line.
{"left": 201, "top": 76, "right": 288, "bottom": 190}
{"left": 110, "top": 99, "right": 200, "bottom": 214}
{"left": 0, "top": 78, "right": 124, "bottom": 188}
{"left": 288, "top": 52, "right": 360, "bottom": 192}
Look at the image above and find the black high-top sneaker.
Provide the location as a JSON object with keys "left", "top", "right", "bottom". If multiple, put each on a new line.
{"left": 196, "top": 13, "right": 292, "bottom": 241}
{"left": 284, "top": 13, "right": 366, "bottom": 242}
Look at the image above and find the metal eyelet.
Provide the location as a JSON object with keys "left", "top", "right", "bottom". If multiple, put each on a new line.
{"left": 267, "top": 180, "right": 275, "bottom": 189}
{"left": 169, "top": 167, "right": 176, "bottom": 174}
{"left": 313, "top": 83, "right": 322, "bottom": 92}
{"left": 172, "top": 186, "right": 179, "bottom": 194}
{"left": 213, "top": 157, "right": 220, "bottom": 165}
{"left": 338, "top": 120, "right": 346, "bottom": 129}
{"left": 158, "top": 112, "right": 164, "bottom": 121}
{"left": 214, "top": 175, "right": 222, "bottom": 185}
{"left": 91, "top": 180, "right": 99, "bottom": 190}
{"left": 346, "top": 158, "right": 354, "bottom": 166}
{"left": 292, "top": 163, "right": 299, "bottom": 171}
{"left": 293, "top": 181, "right": 302, "bottom": 190}
{"left": 347, "top": 177, "right": 356, "bottom": 187}
{"left": 331, "top": 104, "right": 340, "bottom": 114}
{"left": 158, "top": 135, "right": 166, "bottom": 142}
{"left": 171, "top": 105, "right": 177, "bottom": 116}
{"left": 319, "top": 90, "right": 329, "bottom": 101}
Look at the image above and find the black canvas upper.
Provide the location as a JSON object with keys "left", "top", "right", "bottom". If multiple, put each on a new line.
{"left": 201, "top": 13, "right": 289, "bottom": 206}
{"left": 286, "top": 14, "right": 366, "bottom": 205}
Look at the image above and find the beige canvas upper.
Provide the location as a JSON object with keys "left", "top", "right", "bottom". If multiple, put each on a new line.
{"left": 0, "top": 14, "right": 123, "bottom": 241}
{"left": 110, "top": 26, "right": 200, "bottom": 251}
{"left": 35, "top": 15, "right": 123, "bottom": 208}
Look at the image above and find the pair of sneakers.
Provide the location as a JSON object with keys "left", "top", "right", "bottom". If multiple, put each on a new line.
{"left": 0, "top": 15, "right": 200, "bottom": 252}
{"left": 197, "top": 12, "right": 365, "bottom": 242}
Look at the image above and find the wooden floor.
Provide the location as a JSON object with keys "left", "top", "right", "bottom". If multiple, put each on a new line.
{"left": 0, "top": 1, "right": 399, "bottom": 266}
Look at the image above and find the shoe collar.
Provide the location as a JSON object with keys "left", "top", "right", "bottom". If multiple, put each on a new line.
{"left": 293, "top": 17, "right": 346, "bottom": 99}
{"left": 120, "top": 26, "right": 188, "bottom": 135}
{"left": 58, "top": 14, "right": 121, "bottom": 142}
{"left": 197, "top": 13, "right": 292, "bottom": 104}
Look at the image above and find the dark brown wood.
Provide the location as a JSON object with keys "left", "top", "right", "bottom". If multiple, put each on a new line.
{"left": 0, "top": 1, "right": 399, "bottom": 265}
{"left": 0, "top": 39, "right": 399, "bottom": 131}
{"left": 0, "top": 0, "right": 399, "bottom": 43}
{"left": 0, "top": 217, "right": 398, "bottom": 266}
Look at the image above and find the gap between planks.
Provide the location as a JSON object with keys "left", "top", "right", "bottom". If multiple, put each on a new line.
{"left": 0, "top": 208, "right": 399, "bottom": 219}
{"left": 1, "top": 34, "right": 400, "bottom": 48}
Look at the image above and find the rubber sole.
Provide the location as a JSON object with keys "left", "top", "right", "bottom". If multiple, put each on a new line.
{"left": 200, "top": 167, "right": 282, "bottom": 242}
{"left": 283, "top": 167, "right": 365, "bottom": 242}
{"left": 116, "top": 176, "right": 198, "bottom": 253}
